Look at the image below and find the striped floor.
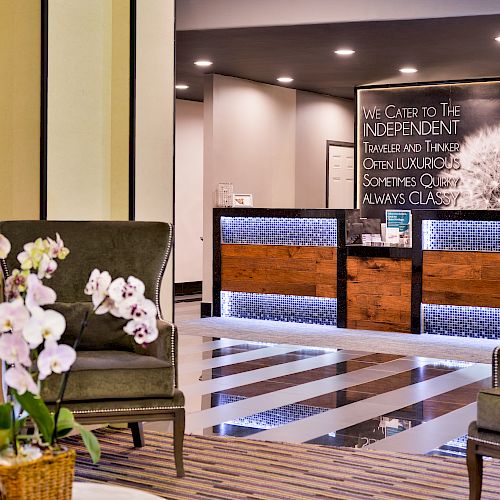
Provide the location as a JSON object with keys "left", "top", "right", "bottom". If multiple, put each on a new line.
{"left": 172, "top": 333, "right": 491, "bottom": 457}
{"left": 70, "top": 428, "right": 500, "bottom": 500}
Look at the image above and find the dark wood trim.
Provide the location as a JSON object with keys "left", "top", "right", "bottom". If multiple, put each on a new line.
{"left": 212, "top": 209, "right": 222, "bottom": 316}
{"left": 325, "top": 140, "right": 355, "bottom": 209}
{"left": 336, "top": 211, "right": 347, "bottom": 328}
{"left": 201, "top": 302, "right": 212, "bottom": 318}
{"left": 128, "top": 0, "right": 137, "bottom": 221}
{"left": 411, "top": 213, "right": 423, "bottom": 334}
{"left": 175, "top": 281, "right": 202, "bottom": 296}
{"left": 40, "top": 0, "right": 48, "bottom": 220}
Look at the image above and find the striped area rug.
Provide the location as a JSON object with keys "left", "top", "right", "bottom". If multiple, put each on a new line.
{"left": 67, "top": 429, "right": 500, "bottom": 499}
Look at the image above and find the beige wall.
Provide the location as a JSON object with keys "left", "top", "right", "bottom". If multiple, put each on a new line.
{"left": 202, "top": 74, "right": 296, "bottom": 302}
{"left": 295, "top": 91, "right": 354, "bottom": 207}
{"left": 135, "top": 0, "right": 175, "bottom": 320}
{"left": 0, "top": 0, "right": 40, "bottom": 219}
{"left": 47, "top": 0, "right": 129, "bottom": 220}
{"left": 175, "top": 99, "right": 204, "bottom": 284}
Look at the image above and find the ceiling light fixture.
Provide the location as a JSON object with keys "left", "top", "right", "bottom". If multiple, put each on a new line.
{"left": 399, "top": 67, "right": 418, "bottom": 74}
{"left": 277, "top": 77, "right": 294, "bottom": 83}
{"left": 495, "top": 36, "right": 500, "bottom": 42}
{"left": 175, "top": 84, "right": 189, "bottom": 90}
{"left": 194, "top": 60, "right": 213, "bottom": 67}
{"left": 334, "top": 49, "right": 355, "bottom": 56}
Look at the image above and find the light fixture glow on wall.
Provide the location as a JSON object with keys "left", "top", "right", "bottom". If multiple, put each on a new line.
{"left": 399, "top": 67, "right": 418, "bottom": 74}
{"left": 175, "top": 84, "right": 189, "bottom": 90}
{"left": 277, "top": 76, "right": 294, "bottom": 83}
{"left": 194, "top": 60, "right": 213, "bottom": 67}
{"left": 495, "top": 36, "right": 500, "bottom": 42}
{"left": 334, "top": 49, "right": 355, "bottom": 56}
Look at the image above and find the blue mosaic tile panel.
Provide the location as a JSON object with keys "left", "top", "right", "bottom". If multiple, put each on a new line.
{"left": 217, "top": 394, "right": 328, "bottom": 429}
{"left": 423, "top": 304, "right": 500, "bottom": 339}
{"left": 220, "top": 291, "right": 337, "bottom": 326}
{"left": 422, "top": 220, "right": 500, "bottom": 252}
{"left": 221, "top": 217, "right": 337, "bottom": 246}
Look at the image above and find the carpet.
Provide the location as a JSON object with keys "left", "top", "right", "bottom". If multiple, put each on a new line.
{"left": 67, "top": 428, "right": 500, "bottom": 499}
{"left": 178, "top": 317, "right": 499, "bottom": 364}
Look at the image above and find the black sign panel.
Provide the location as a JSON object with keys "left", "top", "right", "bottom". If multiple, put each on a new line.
{"left": 357, "top": 80, "right": 500, "bottom": 218}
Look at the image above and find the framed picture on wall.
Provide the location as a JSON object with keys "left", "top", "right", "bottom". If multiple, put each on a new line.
{"left": 232, "top": 194, "right": 253, "bottom": 207}
{"left": 326, "top": 140, "right": 355, "bottom": 208}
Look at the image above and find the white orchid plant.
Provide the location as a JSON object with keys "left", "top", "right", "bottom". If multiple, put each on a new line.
{"left": 0, "top": 233, "right": 159, "bottom": 465}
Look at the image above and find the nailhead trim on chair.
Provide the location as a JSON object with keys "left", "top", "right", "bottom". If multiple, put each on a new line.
{"left": 468, "top": 435, "right": 500, "bottom": 448}
{"left": 493, "top": 346, "right": 500, "bottom": 388}
{"left": 72, "top": 405, "right": 184, "bottom": 414}
{"left": 155, "top": 222, "right": 174, "bottom": 322}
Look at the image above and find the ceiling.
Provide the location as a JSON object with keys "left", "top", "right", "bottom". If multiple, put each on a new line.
{"left": 175, "top": 14, "right": 500, "bottom": 102}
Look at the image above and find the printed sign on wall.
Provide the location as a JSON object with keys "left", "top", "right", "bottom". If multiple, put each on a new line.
{"left": 357, "top": 80, "right": 500, "bottom": 218}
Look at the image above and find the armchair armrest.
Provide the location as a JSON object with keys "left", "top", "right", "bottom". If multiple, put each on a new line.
{"left": 493, "top": 346, "right": 500, "bottom": 388}
{"left": 134, "top": 319, "right": 179, "bottom": 388}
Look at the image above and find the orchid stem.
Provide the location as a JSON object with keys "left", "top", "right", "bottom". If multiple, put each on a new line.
{"left": 11, "top": 402, "right": 17, "bottom": 455}
{"left": 51, "top": 309, "right": 90, "bottom": 445}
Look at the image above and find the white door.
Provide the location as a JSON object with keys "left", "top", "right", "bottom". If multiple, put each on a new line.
{"left": 327, "top": 143, "right": 354, "bottom": 208}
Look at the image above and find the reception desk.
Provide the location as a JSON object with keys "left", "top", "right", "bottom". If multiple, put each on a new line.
{"left": 213, "top": 208, "right": 500, "bottom": 338}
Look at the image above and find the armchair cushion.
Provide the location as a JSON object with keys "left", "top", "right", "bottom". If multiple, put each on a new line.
{"left": 48, "top": 302, "right": 132, "bottom": 351}
{"left": 41, "top": 350, "right": 174, "bottom": 402}
{"left": 477, "top": 387, "right": 500, "bottom": 433}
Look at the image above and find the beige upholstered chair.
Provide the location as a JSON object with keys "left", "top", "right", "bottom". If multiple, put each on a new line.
{"left": 0, "top": 221, "right": 185, "bottom": 477}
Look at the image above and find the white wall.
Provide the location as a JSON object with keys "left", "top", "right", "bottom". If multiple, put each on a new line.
{"left": 202, "top": 74, "right": 296, "bottom": 302}
{"left": 295, "top": 91, "right": 354, "bottom": 207}
{"left": 135, "top": 0, "right": 175, "bottom": 320}
{"left": 175, "top": 99, "right": 204, "bottom": 284}
{"left": 177, "top": 0, "right": 500, "bottom": 30}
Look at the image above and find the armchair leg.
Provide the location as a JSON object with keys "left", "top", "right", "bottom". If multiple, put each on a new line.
{"left": 173, "top": 408, "right": 185, "bottom": 477}
{"left": 467, "top": 440, "right": 483, "bottom": 500}
{"left": 129, "top": 422, "right": 145, "bottom": 448}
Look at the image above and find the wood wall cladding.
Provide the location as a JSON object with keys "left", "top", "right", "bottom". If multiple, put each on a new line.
{"left": 347, "top": 256, "right": 412, "bottom": 333}
{"left": 422, "top": 251, "right": 500, "bottom": 308}
{"left": 221, "top": 244, "right": 337, "bottom": 297}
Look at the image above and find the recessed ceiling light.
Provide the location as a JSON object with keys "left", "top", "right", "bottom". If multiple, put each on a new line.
{"left": 277, "top": 77, "right": 294, "bottom": 83}
{"left": 194, "top": 60, "right": 213, "bottom": 67}
{"left": 399, "top": 67, "right": 418, "bottom": 74}
{"left": 334, "top": 49, "right": 355, "bottom": 56}
{"left": 175, "top": 84, "right": 189, "bottom": 90}
{"left": 495, "top": 36, "right": 500, "bottom": 42}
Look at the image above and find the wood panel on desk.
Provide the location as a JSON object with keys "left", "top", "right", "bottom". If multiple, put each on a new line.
{"left": 347, "top": 256, "right": 412, "bottom": 333}
{"left": 221, "top": 244, "right": 337, "bottom": 297}
{"left": 422, "top": 251, "right": 500, "bottom": 308}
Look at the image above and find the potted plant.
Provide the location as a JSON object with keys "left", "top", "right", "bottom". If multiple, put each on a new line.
{"left": 0, "top": 233, "right": 159, "bottom": 499}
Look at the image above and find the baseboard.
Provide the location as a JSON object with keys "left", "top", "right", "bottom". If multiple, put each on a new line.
{"left": 201, "top": 302, "right": 212, "bottom": 318}
{"left": 175, "top": 280, "right": 202, "bottom": 296}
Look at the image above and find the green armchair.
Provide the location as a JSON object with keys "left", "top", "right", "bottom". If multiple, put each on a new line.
{"left": 467, "top": 346, "right": 500, "bottom": 499}
{"left": 0, "top": 220, "right": 185, "bottom": 477}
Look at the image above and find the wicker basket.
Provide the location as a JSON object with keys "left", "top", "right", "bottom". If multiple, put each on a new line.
{"left": 0, "top": 448, "right": 75, "bottom": 500}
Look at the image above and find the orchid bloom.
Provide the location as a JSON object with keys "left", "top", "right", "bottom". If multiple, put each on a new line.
{"left": 22, "top": 308, "right": 66, "bottom": 348}
{"left": 17, "top": 238, "right": 46, "bottom": 271}
{"left": 108, "top": 276, "right": 145, "bottom": 304}
{"left": 4, "top": 365, "right": 39, "bottom": 395}
{"left": 0, "top": 332, "right": 31, "bottom": 367}
{"left": 4, "top": 269, "right": 30, "bottom": 300}
{"left": 37, "top": 252, "right": 58, "bottom": 280}
{"left": 37, "top": 341, "right": 76, "bottom": 380}
{"left": 118, "top": 297, "right": 157, "bottom": 321}
{"left": 124, "top": 317, "right": 158, "bottom": 345}
{"left": 46, "top": 233, "right": 69, "bottom": 260}
{"left": 0, "top": 298, "right": 30, "bottom": 334}
{"left": 84, "top": 269, "right": 115, "bottom": 314}
{"left": 25, "top": 273, "right": 57, "bottom": 311}
{"left": 0, "top": 234, "right": 11, "bottom": 259}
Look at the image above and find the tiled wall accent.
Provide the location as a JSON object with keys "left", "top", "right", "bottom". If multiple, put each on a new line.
{"left": 220, "top": 291, "right": 337, "bottom": 325}
{"left": 221, "top": 217, "right": 337, "bottom": 246}
{"left": 422, "top": 220, "right": 500, "bottom": 252}
{"left": 216, "top": 394, "right": 328, "bottom": 429}
{"left": 423, "top": 304, "right": 500, "bottom": 339}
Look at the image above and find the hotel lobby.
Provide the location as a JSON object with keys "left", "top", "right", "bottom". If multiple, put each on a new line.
{"left": 2, "top": 1, "right": 500, "bottom": 499}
